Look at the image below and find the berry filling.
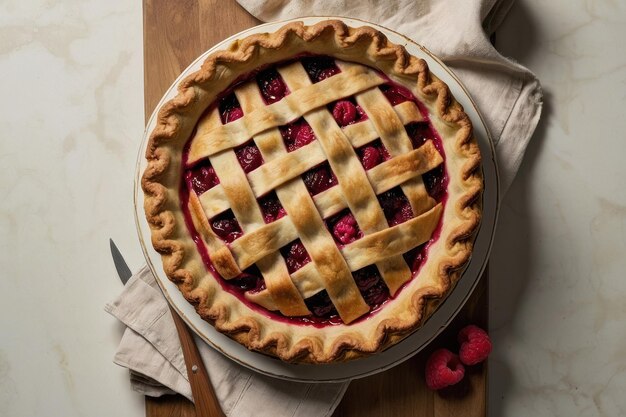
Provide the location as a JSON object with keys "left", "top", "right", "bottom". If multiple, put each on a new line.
{"left": 279, "top": 118, "right": 316, "bottom": 152}
{"left": 356, "top": 139, "right": 390, "bottom": 170}
{"left": 406, "top": 122, "right": 434, "bottom": 149}
{"left": 378, "top": 187, "right": 414, "bottom": 226}
{"left": 423, "top": 165, "right": 447, "bottom": 202}
{"left": 302, "top": 162, "right": 338, "bottom": 195}
{"left": 257, "top": 68, "right": 288, "bottom": 104}
{"left": 330, "top": 98, "right": 367, "bottom": 127}
{"left": 180, "top": 55, "right": 448, "bottom": 327}
{"left": 327, "top": 210, "right": 363, "bottom": 244}
{"left": 210, "top": 210, "right": 243, "bottom": 243}
{"left": 380, "top": 84, "right": 414, "bottom": 106}
{"left": 305, "top": 290, "right": 339, "bottom": 318}
{"left": 228, "top": 265, "right": 266, "bottom": 293}
{"left": 185, "top": 161, "right": 219, "bottom": 195}
{"left": 258, "top": 192, "right": 286, "bottom": 223}
{"left": 234, "top": 141, "right": 264, "bottom": 173}
{"left": 301, "top": 56, "right": 341, "bottom": 83}
{"left": 280, "top": 240, "right": 311, "bottom": 274}
{"left": 219, "top": 93, "right": 244, "bottom": 124}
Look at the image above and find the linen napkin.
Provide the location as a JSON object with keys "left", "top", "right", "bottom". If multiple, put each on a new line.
{"left": 108, "top": 1, "right": 542, "bottom": 415}
{"left": 105, "top": 266, "right": 348, "bottom": 416}
{"left": 238, "top": 0, "right": 543, "bottom": 193}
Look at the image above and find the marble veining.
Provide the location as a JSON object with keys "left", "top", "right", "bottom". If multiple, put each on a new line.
{"left": 0, "top": 0, "right": 625, "bottom": 416}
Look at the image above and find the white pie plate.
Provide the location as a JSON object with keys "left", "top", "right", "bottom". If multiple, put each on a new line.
{"left": 134, "top": 16, "right": 499, "bottom": 382}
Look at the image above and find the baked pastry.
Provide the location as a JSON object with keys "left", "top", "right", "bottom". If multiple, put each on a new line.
{"left": 142, "top": 20, "right": 482, "bottom": 363}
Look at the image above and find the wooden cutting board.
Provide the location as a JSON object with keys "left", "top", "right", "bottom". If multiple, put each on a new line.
{"left": 143, "top": 1, "right": 488, "bottom": 415}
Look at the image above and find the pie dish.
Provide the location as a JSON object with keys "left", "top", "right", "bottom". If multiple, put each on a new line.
{"left": 142, "top": 20, "right": 483, "bottom": 363}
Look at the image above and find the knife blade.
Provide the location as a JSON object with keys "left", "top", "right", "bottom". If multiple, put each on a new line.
{"left": 109, "top": 238, "right": 132, "bottom": 285}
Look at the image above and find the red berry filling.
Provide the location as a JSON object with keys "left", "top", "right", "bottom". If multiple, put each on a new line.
{"left": 218, "top": 93, "right": 244, "bottom": 124}
{"left": 326, "top": 210, "right": 363, "bottom": 244}
{"left": 258, "top": 192, "right": 286, "bottom": 223}
{"left": 330, "top": 98, "right": 367, "bottom": 127}
{"left": 423, "top": 166, "right": 446, "bottom": 202}
{"left": 210, "top": 210, "right": 242, "bottom": 243}
{"left": 406, "top": 122, "right": 434, "bottom": 149}
{"left": 425, "top": 348, "right": 465, "bottom": 391}
{"left": 380, "top": 84, "right": 414, "bottom": 106}
{"left": 403, "top": 244, "right": 427, "bottom": 272}
{"left": 378, "top": 187, "right": 414, "bottom": 226}
{"left": 228, "top": 265, "right": 265, "bottom": 293}
{"left": 234, "top": 141, "right": 264, "bottom": 173}
{"left": 280, "top": 239, "right": 311, "bottom": 274}
{"left": 279, "top": 118, "right": 316, "bottom": 152}
{"left": 305, "top": 290, "right": 338, "bottom": 318}
{"left": 353, "top": 266, "right": 390, "bottom": 308}
{"left": 301, "top": 56, "right": 341, "bottom": 83}
{"left": 302, "top": 162, "right": 338, "bottom": 195}
{"left": 356, "top": 139, "right": 390, "bottom": 170}
{"left": 257, "top": 68, "right": 288, "bottom": 104}
{"left": 185, "top": 161, "right": 219, "bottom": 195}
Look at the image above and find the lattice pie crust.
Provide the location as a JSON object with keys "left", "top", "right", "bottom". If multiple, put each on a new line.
{"left": 142, "top": 21, "right": 482, "bottom": 363}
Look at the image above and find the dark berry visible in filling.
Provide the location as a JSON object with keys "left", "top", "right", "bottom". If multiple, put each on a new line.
{"left": 379, "top": 187, "right": 414, "bottom": 226}
{"left": 403, "top": 244, "right": 427, "bottom": 273}
{"left": 279, "top": 118, "right": 316, "bottom": 152}
{"left": 305, "top": 290, "right": 338, "bottom": 318}
{"left": 229, "top": 265, "right": 265, "bottom": 293}
{"left": 185, "top": 162, "right": 219, "bottom": 195}
{"left": 210, "top": 210, "right": 242, "bottom": 243}
{"left": 219, "top": 93, "right": 244, "bottom": 124}
{"left": 357, "top": 139, "right": 390, "bottom": 170}
{"left": 423, "top": 165, "right": 446, "bottom": 202}
{"left": 234, "top": 141, "right": 263, "bottom": 173}
{"left": 327, "top": 210, "right": 363, "bottom": 244}
{"left": 280, "top": 240, "right": 311, "bottom": 273}
{"left": 301, "top": 56, "right": 341, "bottom": 83}
{"left": 406, "top": 122, "right": 434, "bottom": 149}
{"left": 380, "top": 84, "right": 414, "bottom": 106}
{"left": 353, "top": 266, "right": 390, "bottom": 307}
{"left": 258, "top": 192, "right": 286, "bottom": 223}
{"left": 302, "top": 162, "right": 338, "bottom": 195}
{"left": 257, "top": 68, "right": 288, "bottom": 104}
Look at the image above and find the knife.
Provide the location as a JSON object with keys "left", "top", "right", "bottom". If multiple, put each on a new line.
{"left": 109, "top": 238, "right": 226, "bottom": 417}
{"left": 110, "top": 239, "right": 132, "bottom": 285}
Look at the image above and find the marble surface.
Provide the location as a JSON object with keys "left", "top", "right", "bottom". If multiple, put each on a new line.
{"left": 0, "top": 0, "right": 624, "bottom": 416}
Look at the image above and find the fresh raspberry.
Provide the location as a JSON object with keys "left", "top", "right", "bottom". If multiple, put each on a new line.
{"left": 458, "top": 325, "right": 492, "bottom": 365}
{"left": 332, "top": 100, "right": 357, "bottom": 126}
{"left": 425, "top": 348, "right": 465, "bottom": 390}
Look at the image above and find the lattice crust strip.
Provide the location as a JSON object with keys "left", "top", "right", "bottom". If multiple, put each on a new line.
{"left": 187, "top": 59, "right": 444, "bottom": 324}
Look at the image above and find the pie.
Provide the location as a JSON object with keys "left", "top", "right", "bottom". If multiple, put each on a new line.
{"left": 142, "top": 20, "right": 483, "bottom": 363}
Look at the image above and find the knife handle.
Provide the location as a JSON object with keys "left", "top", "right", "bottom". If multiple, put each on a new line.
{"left": 169, "top": 306, "right": 226, "bottom": 417}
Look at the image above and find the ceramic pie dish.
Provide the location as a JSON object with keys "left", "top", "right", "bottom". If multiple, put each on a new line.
{"left": 137, "top": 17, "right": 497, "bottom": 373}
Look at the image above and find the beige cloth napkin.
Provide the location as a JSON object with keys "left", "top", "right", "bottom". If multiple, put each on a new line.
{"left": 238, "top": 0, "right": 543, "bottom": 193}
{"left": 108, "top": 1, "right": 542, "bottom": 415}
{"left": 105, "top": 266, "right": 348, "bottom": 416}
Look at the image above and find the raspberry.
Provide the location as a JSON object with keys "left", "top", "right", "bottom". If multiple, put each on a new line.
{"left": 294, "top": 123, "right": 316, "bottom": 149}
{"left": 425, "top": 348, "right": 465, "bottom": 390}
{"left": 331, "top": 212, "right": 362, "bottom": 244}
{"left": 359, "top": 145, "right": 382, "bottom": 170}
{"left": 458, "top": 325, "right": 492, "bottom": 365}
{"left": 332, "top": 100, "right": 357, "bottom": 126}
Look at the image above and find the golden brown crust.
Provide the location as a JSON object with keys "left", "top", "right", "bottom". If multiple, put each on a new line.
{"left": 142, "top": 20, "right": 483, "bottom": 363}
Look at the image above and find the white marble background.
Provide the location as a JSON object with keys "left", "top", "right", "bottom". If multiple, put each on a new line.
{"left": 0, "top": 0, "right": 624, "bottom": 416}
